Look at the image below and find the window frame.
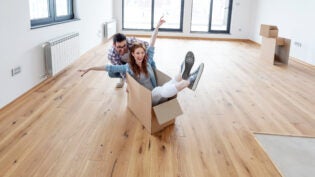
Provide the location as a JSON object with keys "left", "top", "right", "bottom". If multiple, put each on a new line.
{"left": 191, "top": 0, "right": 233, "bottom": 34}
{"left": 122, "top": 0, "right": 184, "bottom": 32}
{"left": 30, "top": 0, "right": 74, "bottom": 27}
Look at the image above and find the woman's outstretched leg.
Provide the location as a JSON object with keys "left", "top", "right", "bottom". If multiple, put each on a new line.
{"left": 174, "top": 62, "right": 205, "bottom": 91}
{"left": 151, "top": 56, "right": 204, "bottom": 105}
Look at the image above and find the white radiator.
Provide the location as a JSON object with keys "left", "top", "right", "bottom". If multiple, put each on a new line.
{"left": 43, "top": 32, "right": 80, "bottom": 77}
{"left": 104, "top": 20, "right": 117, "bottom": 40}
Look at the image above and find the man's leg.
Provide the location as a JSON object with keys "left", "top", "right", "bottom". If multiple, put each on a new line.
{"left": 108, "top": 72, "right": 125, "bottom": 88}
{"left": 116, "top": 78, "right": 125, "bottom": 88}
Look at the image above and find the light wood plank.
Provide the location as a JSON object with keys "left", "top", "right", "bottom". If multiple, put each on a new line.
{"left": 1, "top": 39, "right": 315, "bottom": 177}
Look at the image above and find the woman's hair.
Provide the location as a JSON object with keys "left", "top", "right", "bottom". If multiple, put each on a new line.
{"left": 128, "top": 43, "right": 149, "bottom": 78}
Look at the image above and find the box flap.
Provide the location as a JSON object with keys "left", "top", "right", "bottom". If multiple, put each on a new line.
{"left": 260, "top": 24, "right": 278, "bottom": 30}
{"left": 155, "top": 69, "right": 171, "bottom": 86}
{"left": 126, "top": 73, "right": 152, "bottom": 130}
{"left": 153, "top": 98, "right": 183, "bottom": 125}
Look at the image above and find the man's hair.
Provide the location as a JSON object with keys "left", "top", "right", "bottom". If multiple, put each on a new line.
{"left": 113, "top": 33, "right": 126, "bottom": 44}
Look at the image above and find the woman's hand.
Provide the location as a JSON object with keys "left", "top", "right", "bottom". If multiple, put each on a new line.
{"left": 156, "top": 16, "right": 166, "bottom": 28}
{"left": 78, "top": 65, "right": 106, "bottom": 77}
{"left": 78, "top": 69, "right": 90, "bottom": 77}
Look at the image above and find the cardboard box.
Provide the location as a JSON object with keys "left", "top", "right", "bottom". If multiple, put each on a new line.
{"left": 260, "top": 37, "right": 291, "bottom": 65}
{"left": 261, "top": 37, "right": 277, "bottom": 65}
{"left": 276, "top": 37, "right": 285, "bottom": 46}
{"left": 275, "top": 38, "right": 291, "bottom": 64}
{"left": 260, "top": 24, "right": 278, "bottom": 38}
{"left": 126, "top": 69, "right": 183, "bottom": 134}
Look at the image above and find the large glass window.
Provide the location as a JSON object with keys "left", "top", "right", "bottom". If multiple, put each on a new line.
{"left": 55, "top": 0, "right": 70, "bottom": 16}
{"left": 123, "top": 0, "right": 152, "bottom": 29}
{"left": 123, "top": 0, "right": 184, "bottom": 31}
{"left": 191, "top": 0, "right": 233, "bottom": 33}
{"left": 29, "top": 0, "right": 74, "bottom": 27}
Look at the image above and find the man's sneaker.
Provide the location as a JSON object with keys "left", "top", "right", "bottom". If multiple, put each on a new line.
{"left": 116, "top": 78, "right": 124, "bottom": 88}
{"left": 181, "top": 51, "right": 195, "bottom": 80}
{"left": 188, "top": 63, "right": 204, "bottom": 91}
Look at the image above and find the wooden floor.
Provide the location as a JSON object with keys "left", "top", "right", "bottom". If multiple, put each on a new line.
{"left": 1, "top": 38, "right": 315, "bottom": 177}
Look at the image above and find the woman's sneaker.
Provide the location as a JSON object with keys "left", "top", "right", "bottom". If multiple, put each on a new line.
{"left": 181, "top": 51, "right": 195, "bottom": 80}
{"left": 188, "top": 63, "right": 204, "bottom": 91}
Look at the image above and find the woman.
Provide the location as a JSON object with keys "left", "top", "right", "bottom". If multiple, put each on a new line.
{"left": 79, "top": 17, "right": 204, "bottom": 105}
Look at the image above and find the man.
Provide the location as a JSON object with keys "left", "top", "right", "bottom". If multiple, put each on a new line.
{"left": 108, "top": 33, "right": 149, "bottom": 88}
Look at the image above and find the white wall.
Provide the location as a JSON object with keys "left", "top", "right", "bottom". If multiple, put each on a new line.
{"left": 0, "top": 0, "right": 113, "bottom": 109}
{"left": 249, "top": 0, "right": 315, "bottom": 65}
{"left": 2, "top": 0, "right": 314, "bottom": 109}
{"left": 114, "top": 0, "right": 253, "bottom": 39}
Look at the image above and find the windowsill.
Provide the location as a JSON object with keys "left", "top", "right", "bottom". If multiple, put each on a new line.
{"left": 30, "top": 18, "right": 80, "bottom": 29}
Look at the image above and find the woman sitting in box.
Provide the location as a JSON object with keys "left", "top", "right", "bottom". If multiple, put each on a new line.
{"left": 78, "top": 17, "right": 204, "bottom": 106}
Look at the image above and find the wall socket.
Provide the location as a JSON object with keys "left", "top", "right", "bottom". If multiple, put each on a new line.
{"left": 294, "top": 41, "right": 302, "bottom": 48}
{"left": 11, "top": 66, "right": 21, "bottom": 76}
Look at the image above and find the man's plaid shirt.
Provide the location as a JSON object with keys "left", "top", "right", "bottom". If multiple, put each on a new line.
{"left": 107, "top": 37, "right": 149, "bottom": 65}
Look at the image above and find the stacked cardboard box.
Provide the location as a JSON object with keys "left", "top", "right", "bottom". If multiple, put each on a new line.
{"left": 260, "top": 24, "right": 291, "bottom": 65}
{"left": 126, "top": 70, "right": 183, "bottom": 134}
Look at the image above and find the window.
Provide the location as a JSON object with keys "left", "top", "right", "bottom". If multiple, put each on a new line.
{"left": 29, "top": 0, "right": 74, "bottom": 27}
{"left": 191, "top": 0, "right": 233, "bottom": 33}
{"left": 122, "top": 0, "right": 184, "bottom": 31}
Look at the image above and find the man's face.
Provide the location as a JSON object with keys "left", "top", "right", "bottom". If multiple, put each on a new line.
{"left": 114, "top": 40, "right": 127, "bottom": 56}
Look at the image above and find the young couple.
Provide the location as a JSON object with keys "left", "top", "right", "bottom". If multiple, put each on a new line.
{"left": 78, "top": 17, "right": 204, "bottom": 106}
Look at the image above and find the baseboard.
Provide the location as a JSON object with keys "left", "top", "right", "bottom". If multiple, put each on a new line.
{"left": 248, "top": 39, "right": 261, "bottom": 46}
{"left": 126, "top": 34, "right": 250, "bottom": 42}
{"left": 290, "top": 57, "right": 315, "bottom": 68}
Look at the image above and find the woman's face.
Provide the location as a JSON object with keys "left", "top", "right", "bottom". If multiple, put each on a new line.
{"left": 132, "top": 47, "right": 145, "bottom": 66}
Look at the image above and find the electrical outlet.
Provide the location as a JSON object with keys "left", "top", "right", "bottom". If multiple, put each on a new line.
{"left": 11, "top": 66, "right": 21, "bottom": 76}
{"left": 294, "top": 41, "right": 302, "bottom": 48}
{"left": 97, "top": 30, "right": 102, "bottom": 38}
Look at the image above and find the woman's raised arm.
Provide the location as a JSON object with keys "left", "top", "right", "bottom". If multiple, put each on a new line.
{"left": 149, "top": 16, "right": 165, "bottom": 47}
